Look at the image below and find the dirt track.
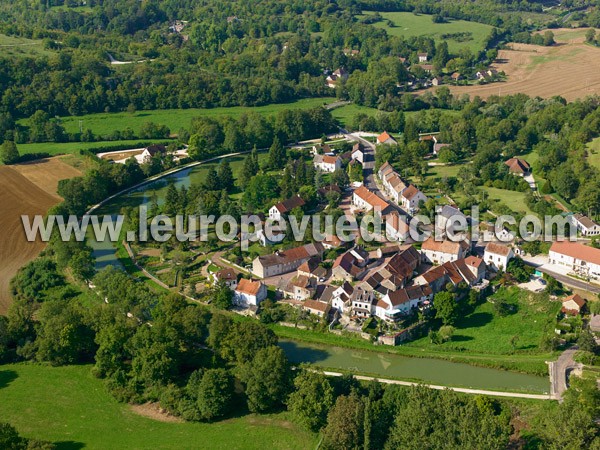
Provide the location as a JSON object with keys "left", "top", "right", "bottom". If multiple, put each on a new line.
{"left": 432, "top": 28, "right": 600, "bottom": 102}
{"left": 0, "top": 158, "right": 81, "bottom": 314}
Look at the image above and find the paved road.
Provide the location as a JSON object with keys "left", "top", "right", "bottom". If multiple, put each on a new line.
{"left": 549, "top": 346, "right": 580, "bottom": 401}
{"left": 318, "top": 370, "right": 552, "bottom": 400}
{"left": 522, "top": 260, "right": 600, "bottom": 294}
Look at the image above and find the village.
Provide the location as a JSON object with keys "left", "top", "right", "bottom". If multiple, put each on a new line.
{"left": 193, "top": 130, "right": 600, "bottom": 346}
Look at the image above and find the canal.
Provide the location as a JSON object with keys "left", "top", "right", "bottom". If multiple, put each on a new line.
{"left": 280, "top": 339, "right": 549, "bottom": 393}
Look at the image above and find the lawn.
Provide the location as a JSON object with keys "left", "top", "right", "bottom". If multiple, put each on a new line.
{"left": 360, "top": 11, "right": 495, "bottom": 53}
{"left": 404, "top": 287, "right": 561, "bottom": 355}
{"left": 0, "top": 33, "right": 55, "bottom": 58}
{"left": 21, "top": 98, "right": 336, "bottom": 138}
{"left": 0, "top": 363, "right": 318, "bottom": 450}
{"left": 483, "top": 186, "right": 535, "bottom": 216}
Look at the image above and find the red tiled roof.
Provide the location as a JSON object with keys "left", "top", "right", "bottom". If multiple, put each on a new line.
{"left": 353, "top": 186, "right": 390, "bottom": 211}
{"left": 236, "top": 278, "right": 263, "bottom": 296}
{"left": 274, "top": 195, "right": 305, "bottom": 213}
{"left": 562, "top": 294, "right": 586, "bottom": 308}
{"left": 402, "top": 185, "right": 421, "bottom": 201}
{"left": 422, "top": 237, "right": 469, "bottom": 255}
{"left": 377, "top": 131, "right": 396, "bottom": 144}
{"left": 485, "top": 242, "right": 512, "bottom": 257}
{"left": 505, "top": 158, "right": 530, "bottom": 174}
{"left": 550, "top": 241, "right": 600, "bottom": 266}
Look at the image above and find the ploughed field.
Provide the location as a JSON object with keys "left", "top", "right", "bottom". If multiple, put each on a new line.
{"left": 0, "top": 158, "right": 81, "bottom": 313}
{"left": 436, "top": 28, "right": 600, "bottom": 102}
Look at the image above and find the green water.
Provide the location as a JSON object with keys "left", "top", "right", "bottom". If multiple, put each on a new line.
{"left": 280, "top": 339, "right": 550, "bottom": 393}
{"left": 88, "top": 153, "right": 259, "bottom": 268}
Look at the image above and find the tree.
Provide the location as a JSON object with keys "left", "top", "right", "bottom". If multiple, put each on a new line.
{"left": 433, "top": 291, "right": 458, "bottom": 325}
{"left": 212, "top": 282, "right": 232, "bottom": 310}
{"left": 585, "top": 28, "right": 596, "bottom": 44}
{"left": 0, "top": 140, "right": 19, "bottom": 164}
{"left": 239, "top": 151, "right": 259, "bottom": 189}
{"left": 241, "top": 345, "right": 291, "bottom": 413}
{"left": 217, "top": 160, "right": 234, "bottom": 192}
{"left": 196, "top": 368, "right": 235, "bottom": 421}
{"left": 267, "top": 137, "right": 286, "bottom": 169}
{"left": 287, "top": 371, "right": 335, "bottom": 432}
{"left": 321, "top": 393, "right": 365, "bottom": 450}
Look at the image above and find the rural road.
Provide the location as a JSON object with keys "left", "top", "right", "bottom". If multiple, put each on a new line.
{"left": 549, "top": 346, "right": 581, "bottom": 401}
{"left": 319, "top": 370, "right": 553, "bottom": 400}
{"left": 522, "top": 260, "right": 600, "bottom": 294}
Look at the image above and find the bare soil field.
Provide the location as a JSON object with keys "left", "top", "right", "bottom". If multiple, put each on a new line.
{"left": 433, "top": 28, "right": 600, "bottom": 102}
{"left": 0, "top": 158, "right": 81, "bottom": 313}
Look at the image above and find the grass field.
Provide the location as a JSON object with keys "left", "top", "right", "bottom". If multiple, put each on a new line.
{"left": 21, "top": 98, "right": 336, "bottom": 138}
{"left": 0, "top": 33, "right": 55, "bottom": 58}
{"left": 483, "top": 186, "right": 535, "bottom": 215}
{"left": 0, "top": 363, "right": 317, "bottom": 450}
{"left": 586, "top": 136, "right": 600, "bottom": 170}
{"left": 404, "top": 287, "right": 560, "bottom": 355}
{"left": 360, "top": 11, "right": 495, "bottom": 53}
{"left": 16, "top": 139, "right": 174, "bottom": 157}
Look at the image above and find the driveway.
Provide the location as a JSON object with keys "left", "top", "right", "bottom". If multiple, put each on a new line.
{"left": 522, "top": 254, "right": 600, "bottom": 294}
{"left": 549, "top": 346, "right": 581, "bottom": 401}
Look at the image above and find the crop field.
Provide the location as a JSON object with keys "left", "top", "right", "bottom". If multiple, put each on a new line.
{"left": 0, "top": 158, "right": 81, "bottom": 314}
{"left": 434, "top": 28, "right": 600, "bottom": 102}
{"left": 24, "top": 98, "right": 336, "bottom": 138}
{"left": 360, "top": 11, "right": 495, "bottom": 53}
{"left": 0, "top": 363, "right": 317, "bottom": 449}
{"left": 15, "top": 139, "right": 175, "bottom": 157}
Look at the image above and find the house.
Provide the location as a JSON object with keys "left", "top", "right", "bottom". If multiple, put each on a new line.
{"left": 269, "top": 195, "right": 306, "bottom": 221}
{"left": 234, "top": 278, "right": 267, "bottom": 307}
{"left": 376, "top": 285, "right": 433, "bottom": 321}
{"left": 350, "top": 287, "right": 376, "bottom": 319}
{"left": 505, "top": 158, "right": 531, "bottom": 176}
{"left": 549, "top": 241, "right": 600, "bottom": 280}
{"left": 377, "top": 131, "right": 397, "bottom": 145}
{"left": 436, "top": 204, "right": 468, "bottom": 236}
{"left": 282, "top": 275, "right": 317, "bottom": 300}
{"left": 432, "top": 77, "right": 443, "bottom": 86}
{"left": 385, "top": 211, "right": 410, "bottom": 242}
{"left": 253, "top": 243, "right": 324, "bottom": 278}
{"left": 326, "top": 68, "right": 348, "bottom": 88}
{"left": 414, "top": 257, "right": 485, "bottom": 294}
{"left": 314, "top": 154, "right": 342, "bottom": 172}
{"left": 360, "top": 245, "right": 421, "bottom": 294}
{"left": 401, "top": 185, "right": 427, "bottom": 212}
{"left": 352, "top": 185, "right": 392, "bottom": 214}
{"left": 351, "top": 143, "right": 365, "bottom": 164}
{"left": 561, "top": 294, "right": 586, "bottom": 315}
{"left": 451, "top": 72, "right": 462, "bottom": 82}
{"left": 343, "top": 48, "right": 360, "bottom": 57}
{"left": 141, "top": 144, "right": 166, "bottom": 163}
{"left": 378, "top": 161, "right": 396, "bottom": 180}
{"left": 418, "top": 52, "right": 428, "bottom": 63}
{"left": 330, "top": 282, "right": 354, "bottom": 314}
{"left": 331, "top": 247, "right": 369, "bottom": 281}
{"left": 322, "top": 234, "right": 343, "bottom": 250}
{"left": 484, "top": 242, "right": 514, "bottom": 271}
{"left": 302, "top": 299, "right": 331, "bottom": 317}
{"left": 213, "top": 268, "right": 237, "bottom": 289}
{"left": 297, "top": 256, "right": 328, "bottom": 280}
{"left": 418, "top": 64, "right": 434, "bottom": 73}
{"left": 382, "top": 171, "right": 408, "bottom": 204}
{"left": 433, "top": 142, "right": 451, "bottom": 155}
{"left": 421, "top": 237, "right": 470, "bottom": 265}
{"left": 570, "top": 214, "right": 600, "bottom": 236}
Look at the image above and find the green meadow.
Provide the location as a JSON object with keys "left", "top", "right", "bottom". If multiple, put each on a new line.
{"left": 360, "top": 11, "right": 495, "bottom": 53}
{"left": 0, "top": 363, "right": 317, "bottom": 450}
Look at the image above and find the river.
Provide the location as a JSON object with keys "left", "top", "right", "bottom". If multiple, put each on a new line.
{"left": 280, "top": 339, "right": 549, "bottom": 393}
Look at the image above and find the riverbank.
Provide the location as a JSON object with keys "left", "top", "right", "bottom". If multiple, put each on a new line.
{"left": 271, "top": 323, "right": 553, "bottom": 376}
